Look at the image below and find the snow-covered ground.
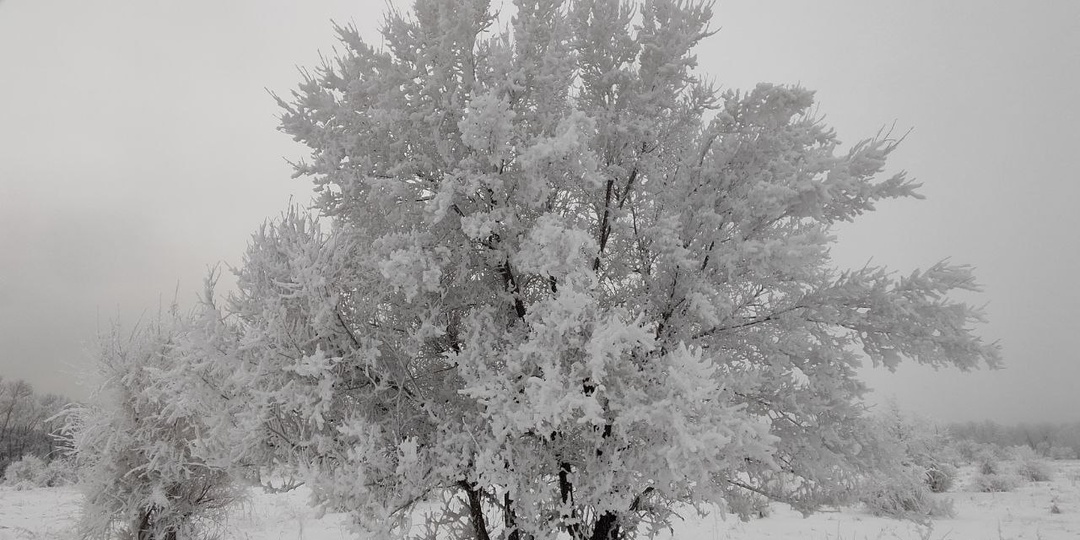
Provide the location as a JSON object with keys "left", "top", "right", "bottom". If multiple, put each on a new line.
{"left": 4, "top": 462, "right": 1080, "bottom": 540}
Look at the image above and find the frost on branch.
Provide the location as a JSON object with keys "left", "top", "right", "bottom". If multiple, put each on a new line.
{"left": 231, "top": 0, "right": 1007, "bottom": 538}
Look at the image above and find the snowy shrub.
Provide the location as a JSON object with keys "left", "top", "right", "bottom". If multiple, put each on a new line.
{"left": 1049, "top": 446, "right": 1077, "bottom": 460}
{"left": 977, "top": 454, "right": 1004, "bottom": 476}
{"left": 925, "top": 464, "right": 957, "bottom": 493}
{"left": 721, "top": 485, "right": 772, "bottom": 520}
{"left": 64, "top": 310, "right": 241, "bottom": 540}
{"left": 3, "top": 454, "right": 46, "bottom": 485}
{"left": 858, "top": 465, "right": 955, "bottom": 521}
{"left": 44, "top": 458, "right": 78, "bottom": 486}
{"left": 954, "top": 441, "right": 1009, "bottom": 466}
{"left": 1008, "top": 445, "right": 1036, "bottom": 460}
{"left": 951, "top": 439, "right": 981, "bottom": 463}
{"left": 980, "top": 443, "right": 1011, "bottom": 462}
{"left": 850, "top": 405, "right": 959, "bottom": 521}
{"left": 36, "top": 457, "right": 77, "bottom": 487}
{"left": 968, "top": 473, "right": 1023, "bottom": 492}
{"left": 1012, "top": 447, "right": 1053, "bottom": 482}
{"left": 864, "top": 404, "right": 958, "bottom": 495}
{"left": 1, "top": 455, "right": 76, "bottom": 488}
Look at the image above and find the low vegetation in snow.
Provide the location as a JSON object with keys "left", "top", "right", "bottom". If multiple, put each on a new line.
{"left": 4, "top": 457, "right": 1079, "bottom": 540}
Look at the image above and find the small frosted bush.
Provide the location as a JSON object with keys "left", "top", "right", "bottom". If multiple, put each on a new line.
{"left": 42, "top": 458, "right": 78, "bottom": 486}
{"left": 969, "top": 473, "right": 1023, "bottom": 492}
{"left": 1049, "top": 446, "right": 1077, "bottom": 460}
{"left": 951, "top": 439, "right": 981, "bottom": 463}
{"left": 1011, "top": 446, "right": 1053, "bottom": 482}
{"left": 925, "top": 464, "right": 957, "bottom": 493}
{"left": 860, "top": 468, "right": 955, "bottom": 520}
{"left": 723, "top": 488, "right": 771, "bottom": 520}
{"left": 978, "top": 457, "right": 1000, "bottom": 476}
{"left": 1010, "top": 445, "right": 1037, "bottom": 460}
{"left": 963, "top": 442, "right": 1010, "bottom": 465}
{"left": 1015, "top": 460, "right": 1053, "bottom": 482}
{"left": 3, "top": 455, "right": 46, "bottom": 486}
{"left": 2, "top": 455, "right": 77, "bottom": 488}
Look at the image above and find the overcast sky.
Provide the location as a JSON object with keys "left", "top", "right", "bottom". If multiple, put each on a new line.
{"left": 1, "top": 1, "right": 1078, "bottom": 423}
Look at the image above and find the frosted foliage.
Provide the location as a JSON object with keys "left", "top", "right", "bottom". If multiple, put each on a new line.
{"left": 63, "top": 311, "right": 240, "bottom": 540}
{"left": 207, "top": 0, "right": 1009, "bottom": 538}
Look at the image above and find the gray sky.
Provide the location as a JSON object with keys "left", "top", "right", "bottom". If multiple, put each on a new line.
{"left": 1, "top": 1, "right": 1077, "bottom": 423}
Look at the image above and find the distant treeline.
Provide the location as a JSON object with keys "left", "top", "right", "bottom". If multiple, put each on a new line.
{"left": 948, "top": 420, "right": 1080, "bottom": 459}
{"left": 0, "top": 377, "right": 72, "bottom": 471}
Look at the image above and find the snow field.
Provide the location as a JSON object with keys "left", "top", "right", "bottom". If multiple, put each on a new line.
{"left": 4, "top": 462, "right": 1080, "bottom": 540}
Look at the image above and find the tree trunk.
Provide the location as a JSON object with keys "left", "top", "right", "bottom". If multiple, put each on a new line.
{"left": 558, "top": 462, "right": 581, "bottom": 539}
{"left": 459, "top": 480, "right": 491, "bottom": 540}
{"left": 135, "top": 508, "right": 153, "bottom": 540}
{"left": 504, "top": 493, "right": 521, "bottom": 540}
{"left": 135, "top": 506, "right": 179, "bottom": 540}
{"left": 588, "top": 422, "right": 620, "bottom": 540}
{"left": 589, "top": 512, "right": 620, "bottom": 540}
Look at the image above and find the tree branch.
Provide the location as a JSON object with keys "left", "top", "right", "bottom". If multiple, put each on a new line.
{"left": 593, "top": 177, "right": 616, "bottom": 272}
{"left": 692, "top": 304, "right": 806, "bottom": 340}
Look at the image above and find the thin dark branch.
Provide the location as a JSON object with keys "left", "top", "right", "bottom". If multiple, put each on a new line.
{"left": 593, "top": 178, "right": 616, "bottom": 272}
{"left": 692, "top": 305, "right": 805, "bottom": 340}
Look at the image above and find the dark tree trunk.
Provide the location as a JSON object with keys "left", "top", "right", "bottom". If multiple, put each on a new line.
{"left": 459, "top": 480, "right": 492, "bottom": 540}
{"left": 135, "top": 508, "right": 153, "bottom": 540}
{"left": 559, "top": 461, "right": 581, "bottom": 539}
{"left": 135, "top": 506, "right": 178, "bottom": 540}
{"left": 505, "top": 493, "right": 521, "bottom": 540}
{"left": 590, "top": 512, "right": 621, "bottom": 540}
{"left": 588, "top": 421, "right": 620, "bottom": 540}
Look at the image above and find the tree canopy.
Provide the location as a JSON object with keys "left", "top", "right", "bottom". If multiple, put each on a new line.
{"left": 244, "top": 0, "right": 1000, "bottom": 537}
{"left": 69, "top": 0, "right": 1001, "bottom": 539}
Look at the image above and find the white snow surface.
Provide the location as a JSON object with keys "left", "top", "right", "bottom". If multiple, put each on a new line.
{"left": 4, "top": 462, "right": 1080, "bottom": 540}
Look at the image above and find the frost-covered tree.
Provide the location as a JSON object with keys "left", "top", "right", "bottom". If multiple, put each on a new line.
{"left": 223, "top": 0, "right": 1001, "bottom": 538}
{"left": 64, "top": 309, "right": 240, "bottom": 540}
{"left": 0, "top": 378, "right": 70, "bottom": 469}
{"left": 854, "top": 403, "right": 958, "bottom": 520}
{"left": 187, "top": 210, "right": 357, "bottom": 492}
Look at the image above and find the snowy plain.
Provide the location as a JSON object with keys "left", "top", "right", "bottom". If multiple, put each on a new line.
{"left": 3, "top": 462, "right": 1079, "bottom": 540}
